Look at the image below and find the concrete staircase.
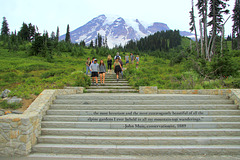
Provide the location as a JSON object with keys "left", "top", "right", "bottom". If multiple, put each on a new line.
{"left": 86, "top": 72, "right": 138, "bottom": 93}
{"left": 29, "top": 93, "right": 240, "bottom": 158}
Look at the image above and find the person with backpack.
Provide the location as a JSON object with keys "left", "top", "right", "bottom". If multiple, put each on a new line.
{"left": 114, "top": 52, "right": 121, "bottom": 60}
{"left": 136, "top": 55, "right": 140, "bottom": 69}
{"left": 107, "top": 55, "right": 112, "bottom": 73}
{"left": 85, "top": 57, "right": 91, "bottom": 75}
{"left": 99, "top": 59, "right": 106, "bottom": 84}
{"left": 125, "top": 54, "right": 129, "bottom": 66}
{"left": 130, "top": 53, "right": 135, "bottom": 64}
{"left": 118, "top": 57, "right": 124, "bottom": 79}
{"left": 90, "top": 59, "right": 99, "bottom": 86}
{"left": 114, "top": 58, "right": 123, "bottom": 82}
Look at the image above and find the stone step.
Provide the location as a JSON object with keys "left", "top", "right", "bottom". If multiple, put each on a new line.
{"left": 46, "top": 109, "right": 240, "bottom": 116}
{"left": 32, "top": 143, "right": 240, "bottom": 155}
{"left": 28, "top": 153, "right": 142, "bottom": 159}
{"left": 91, "top": 79, "right": 128, "bottom": 82}
{"left": 50, "top": 104, "right": 238, "bottom": 110}
{"left": 27, "top": 153, "right": 240, "bottom": 159}
{"left": 86, "top": 89, "right": 138, "bottom": 93}
{"left": 41, "top": 128, "right": 240, "bottom": 137}
{"left": 41, "top": 121, "right": 240, "bottom": 129}
{"left": 95, "top": 83, "right": 130, "bottom": 86}
{"left": 87, "top": 86, "right": 134, "bottom": 89}
{"left": 43, "top": 115, "right": 240, "bottom": 122}
{"left": 56, "top": 94, "right": 227, "bottom": 100}
{"left": 53, "top": 99, "right": 233, "bottom": 105}
{"left": 98, "top": 80, "right": 129, "bottom": 83}
{"left": 38, "top": 135, "right": 240, "bottom": 145}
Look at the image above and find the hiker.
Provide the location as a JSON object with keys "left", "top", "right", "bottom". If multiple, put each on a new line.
{"left": 114, "top": 58, "right": 123, "bottom": 82}
{"left": 90, "top": 59, "right": 99, "bottom": 86}
{"left": 118, "top": 57, "right": 124, "bottom": 79}
{"left": 136, "top": 55, "right": 140, "bottom": 69}
{"left": 85, "top": 57, "right": 91, "bottom": 75}
{"left": 91, "top": 57, "right": 95, "bottom": 64}
{"left": 107, "top": 55, "right": 112, "bottom": 73}
{"left": 125, "top": 54, "right": 129, "bottom": 66}
{"left": 114, "top": 52, "right": 121, "bottom": 60}
{"left": 99, "top": 59, "right": 106, "bottom": 84}
{"left": 130, "top": 53, "right": 135, "bottom": 64}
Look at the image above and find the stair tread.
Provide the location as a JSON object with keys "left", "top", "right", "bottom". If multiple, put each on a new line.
{"left": 33, "top": 143, "right": 240, "bottom": 148}
{"left": 43, "top": 115, "right": 240, "bottom": 117}
{"left": 41, "top": 128, "right": 240, "bottom": 131}
{"left": 39, "top": 135, "right": 240, "bottom": 139}
{"left": 28, "top": 153, "right": 140, "bottom": 159}
{"left": 41, "top": 121, "right": 240, "bottom": 124}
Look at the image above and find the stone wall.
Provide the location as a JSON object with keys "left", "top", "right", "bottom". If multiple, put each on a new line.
{"left": 139, "top": 86, "right": 158, "bottom": 94}
{"left": 0, "top": 88, "right": 82, "bottom": 156}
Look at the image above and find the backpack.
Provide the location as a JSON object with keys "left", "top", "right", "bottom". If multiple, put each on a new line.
{"left": 119, "top": 60, "right": 123, "bottom": 67}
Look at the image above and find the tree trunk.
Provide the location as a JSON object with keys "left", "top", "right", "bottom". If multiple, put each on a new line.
{"left": 204, "top": 0, "right": 209, "bottom": 60}
{"left": 199, "top": 20, "right": 204, "bottom": 58}
{"left": 194, "top": 22, "right": 199, "bottom": 56}
{"left": 221, "top": 25, "right": 224, "bottom": 55}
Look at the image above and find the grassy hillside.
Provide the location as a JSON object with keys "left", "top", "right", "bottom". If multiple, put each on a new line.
{"left": 0, "top": 38, "right": 239, "bottom": 111}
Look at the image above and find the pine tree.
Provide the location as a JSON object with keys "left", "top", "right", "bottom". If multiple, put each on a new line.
{"left": 89, "top": 40, "right": 94, "bottom": 48}
{"left": 56, "top": 26, "right": 59, "bottom": 42}
{"left": 208, "top": 0, "right": 229, "bottom": 55}
{"left": 196, "top": 0, "right": 209, "bottom": 59}
{"left": 65, "top": 24, "right": 71, "bottom": 43}
{"left": 190, "top": 0, "right": 200, "bottom": 56}
{"left": 105, "top": 37, "right": 108, "bottom": 48}
{"left": 1, "top": 17, "right": 10, "bottom": 36}
{"left": 50, "top": 31, "right": 56, "bottom": 40}
{"left": 97, "top": 33, "right": 102, "bottom": 48}
{"left": 95, "top": 38, "right": 98, "bottom": 48}
{"left": 18, "top": 22, "right": 30, "bottom": 41}
{"left": 232, "top": 0, "right": 240, "bottom": 49}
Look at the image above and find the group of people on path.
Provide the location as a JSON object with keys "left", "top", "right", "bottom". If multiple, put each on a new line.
{"left": 86, "top": 52, "right": 139, "bottom": 86}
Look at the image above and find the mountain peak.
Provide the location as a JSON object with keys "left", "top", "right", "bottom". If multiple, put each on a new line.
{"left": 60, "top": 14, "right": 193, "bottom": 48}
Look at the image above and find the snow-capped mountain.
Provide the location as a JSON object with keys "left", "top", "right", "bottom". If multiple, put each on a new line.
{"left": 60, "top": 14, "right": 192, "bottom": 48}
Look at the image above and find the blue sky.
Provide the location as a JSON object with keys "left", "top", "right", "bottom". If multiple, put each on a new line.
{"left": 0, "top": 0, "right": 235, "bottom": 36}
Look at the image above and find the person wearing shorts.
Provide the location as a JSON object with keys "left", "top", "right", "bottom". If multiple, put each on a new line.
{"left": 99, "top": 59, "right": 106, "bottom": 84}
{"left": 90, "top": 59, "right": 99, "bottom": 86}
{"left": 131, "top": 53, "right": 135, "bottom": 64}
{"left": 136, "top": 55, "right": 140, "bottom": 69}
{"left": 114, "top": 59, "right": 123, "bottom": 82}
{"left": 107, "top": 55, "right": 112, "bottom": 73}
{"left": 125, "top": 54, "right": 129, "bottom": 66}
{"left": 85, "top": 57, "right": 91, "bottom": 75}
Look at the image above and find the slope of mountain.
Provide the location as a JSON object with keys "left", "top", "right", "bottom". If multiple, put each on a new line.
{"left": 60, "top": 14, "right": 192, "bottom": 48}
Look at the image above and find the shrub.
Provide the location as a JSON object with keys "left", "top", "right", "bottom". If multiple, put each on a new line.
{"left": 0, "top": 100, "right": 22, "bottom": 110}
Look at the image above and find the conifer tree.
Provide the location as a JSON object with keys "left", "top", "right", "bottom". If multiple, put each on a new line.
{"left": 208, "top": 0, "right": 229, "bottom": 55}
{"left": 56, "top": 26, "right": 59, "bottom": 42}
{"left": 97, "top": 33, "right": 102, "bottom": 48}
{"left": 1, "top": 17, "right": 10, "bottom": 36}
{"left": 189, "top": 0, "right": 199, "bottom": 56}
{"left": 65, "top": 24, "right": 71, "bottom": 43}
{"left": 232, "top": 0, "right": 240, "bottom": 49}
{"left": 95, "top": 38, "right": 98, "bottom": 48}
{"left": 89, "top": 40, "right": 94, "bottom": 48}
{"left": 196, "top": 0, "right": 209, "bottom": 59}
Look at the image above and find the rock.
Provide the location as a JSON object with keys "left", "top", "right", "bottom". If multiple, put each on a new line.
{"left": 139, "top": 86, "right": 158, "bottom": 94}
{"left": 11, "top": 110, "right": 23, "bottom": 114}
{"left": 0, "top": 110, "right": 4, "bottom": 116}
{"left": 1, "top": 89, "right": 11, "bottom": 98}
{"left": 7, "top": 96, "right": 22, "bottom": 104}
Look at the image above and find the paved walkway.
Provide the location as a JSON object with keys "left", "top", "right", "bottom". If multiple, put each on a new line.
{"left": 1, "top": 155, "right": 240, "bottom": 160}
